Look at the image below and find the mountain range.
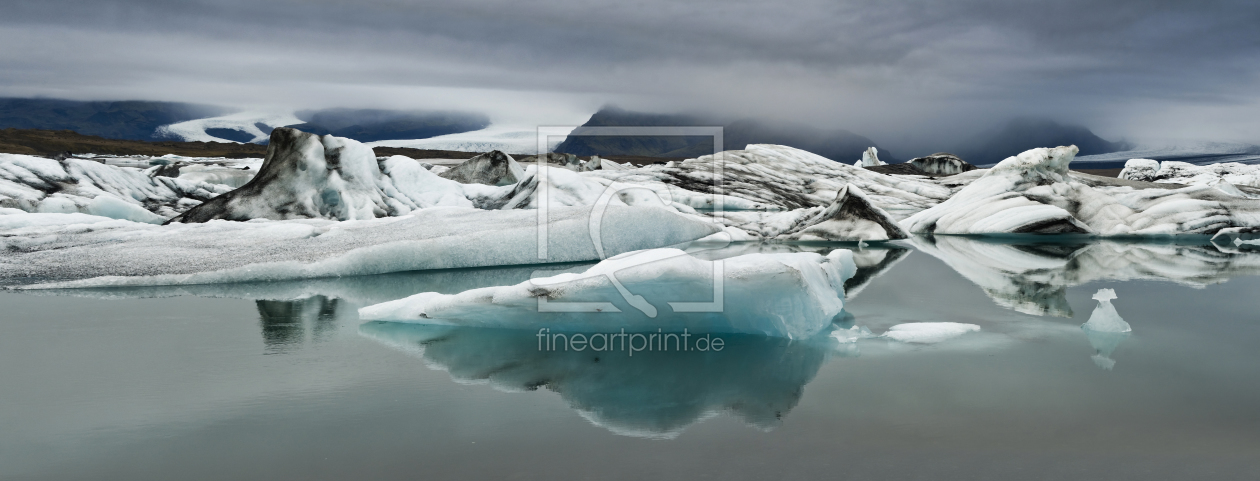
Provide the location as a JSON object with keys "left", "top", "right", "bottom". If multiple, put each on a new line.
{"left": 0, "top": 98, "right": 1140, "bottom": 165}
{"left": 0, "top": 98, "right": 227, "bottom": 140}
{"left": 950, "top": 118, "right": 1132, "bottom": 166}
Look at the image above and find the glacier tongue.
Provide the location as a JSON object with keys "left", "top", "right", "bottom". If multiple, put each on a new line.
{"left": 359, "top": 248, "right": 858, "bottom": 339}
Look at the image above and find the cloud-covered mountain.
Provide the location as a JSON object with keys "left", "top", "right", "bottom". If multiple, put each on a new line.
{"left": 285, "top": 109, "right": 489, "bottom": 143}
{"left": 0, "top": 98, "right": 227, "bottom": 141}
{"left": 555, "top": 107, "right": 897, "bottom": 162}
{"left": 949, "top": 118, "right": 1131, "bottom": 166}
{"left": 0, "top": 98, "right": 491, "bottom": 145}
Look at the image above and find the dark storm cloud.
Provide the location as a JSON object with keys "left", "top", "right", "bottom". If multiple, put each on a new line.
{"left": 2, "top": 0, "right": 1259, "bottom": 146}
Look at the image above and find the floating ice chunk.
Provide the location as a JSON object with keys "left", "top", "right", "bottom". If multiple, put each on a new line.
{"left": 359, "top": 248, "right": 858, "bottom": 339}
{"left": 1082, "top": 288, "right": 1130, "bottom": 333}
{"left": 1081, "top": 289, "right": 1131, "bottom": 370}
{"left": 830, "top": 324, "right": 874, "bottom": 343}
{"left": 854, "top": 147, "right": 886, "bottom": 168}
{"left": 86, "top": 194, "right": 167, "bottom": 224}
{"left": 881, "top": 322, "right": 981, "bottom": 344}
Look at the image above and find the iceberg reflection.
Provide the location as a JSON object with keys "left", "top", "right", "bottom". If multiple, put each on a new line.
{"left": 912, "top": 236, "right": 1260, "bottom": 317}
{"left": 358, "top": 321, "right": 836, "bottom": 438}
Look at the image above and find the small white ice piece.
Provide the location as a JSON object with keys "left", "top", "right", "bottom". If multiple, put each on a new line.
{"left": 881, "top": 322, "right": 980, "bottom": 344}
{"left": 1082, "top": 288, "right": 1130, "bottom": 333}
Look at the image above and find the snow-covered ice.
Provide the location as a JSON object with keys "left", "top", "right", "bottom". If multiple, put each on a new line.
{"left": 437, "top": 150, "right": 525, "bottom": 186}
{"left": 170, "top": 128, "right": 509, "bottom": 222}
{"left": 908, "top": 153, "right": 976, "bottom": 176}
{"left": 2, "top": 205, "right": 720, "bottom": 289}
{"left": 359, "top": 248, "right": 857, "bottom": 339}
{"left": 1119, "top": 159, "right": 1260, "bottom": 190}
{"left": 1, "top": 153, "right": 233, "bottom": 219}
{"left": 775, "top": 185, "right": 909, "bottom": 241}
{"left": 587, "top": 144, "right": 953, "bottom": 219}
{"left": 901, "top": 146, "right": 1260, "bottom": 236}
{"left": 1073, "top": 141, "right": 1260, "bottom": 166}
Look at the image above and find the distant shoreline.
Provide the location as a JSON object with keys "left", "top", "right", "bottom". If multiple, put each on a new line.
{"left": 0, "top": 128, "right": 686, "bottom": 167}
{"left": 0, "top": 128, "right": 1122, "bottom": 176}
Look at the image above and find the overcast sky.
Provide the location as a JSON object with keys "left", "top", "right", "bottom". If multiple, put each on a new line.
{"left": 2, "top": 0, "right": 1258, "bottom": 150}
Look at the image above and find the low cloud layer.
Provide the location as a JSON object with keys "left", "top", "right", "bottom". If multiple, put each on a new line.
{"left": 2, "top": 0, "right": 1258, "bottom": 150}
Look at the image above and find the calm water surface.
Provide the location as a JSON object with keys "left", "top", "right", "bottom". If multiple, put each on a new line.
{"left": 2, "top": 239, "right": 1259, "bottom": 480}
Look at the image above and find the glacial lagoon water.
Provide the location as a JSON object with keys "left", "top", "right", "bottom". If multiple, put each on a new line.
{"left": 2, "top": 238, "right": 1260, "bottom": 480}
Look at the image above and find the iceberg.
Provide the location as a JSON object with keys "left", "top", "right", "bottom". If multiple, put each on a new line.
{"left": 1080, "top": 288, "right": 1131, "bottom": 370}
{"left": 900, "top": 146, "right": 1260, "bottom": 236}
{"left": 854, "top": 146, "right": 886, "bottom": 168}
{"left": 170, "top": 128, "right": 518, "bottom": 222}
{"left": 908, "top": 153, "right": 976, "bottom": 176}
{"left": 359, "top": 247, "right": 858, "bottom": 339}
{"left": 2, "top": 205, "right": 720, "bottom": 289}
{"left": 437, "top": 150, "right": 525, "bottom": 186}
{"left": 1119, "top": 159, "right": 1260, "bottom": 190}
{"left": 171, "top": 128, "right": 397, "bottom": 222}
